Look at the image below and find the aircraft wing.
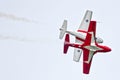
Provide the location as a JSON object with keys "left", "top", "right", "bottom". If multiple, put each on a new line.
{"left": 82, "top": 32, "right": 95, "bottom": 74}
{"left": 73, "top": 10, "right": 93, "bottom": 62}
{"left": 73, "top": 48, "right": 82, "bottom": 62}
{"left": 78, "top": 10, "right": 92, "bottom": 31}
{"left": 83, "top": 49, "right": 95, "bottom": 74}
{"left": 73, "top": 37, "right": 84, "bottom": 62}
{"left": 82, "top": 33, "right": 96, "bottom": 74}
{"left": 82, "top": 21, "right": 97, "bottom": 74}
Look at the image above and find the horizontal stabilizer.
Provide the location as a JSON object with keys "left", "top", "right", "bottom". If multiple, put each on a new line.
{"left": 59, "top": 20, "right": 67, "bottom": 39}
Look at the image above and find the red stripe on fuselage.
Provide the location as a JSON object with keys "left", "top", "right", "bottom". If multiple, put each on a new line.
{"left": 77, "top": 30, "right": 88, "bottom": 33}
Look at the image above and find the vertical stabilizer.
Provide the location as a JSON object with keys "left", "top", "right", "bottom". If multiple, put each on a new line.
{"left": 64, "top": 34, "right": 69, "bottom": 54}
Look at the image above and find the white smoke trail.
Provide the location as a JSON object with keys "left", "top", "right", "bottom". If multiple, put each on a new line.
{"left": 0, "top": 35, "right": 55, "bottom": 45}
{"left": 0, "top": 12, "right": 37, "bottom": 23}
{"left": 0, "top": 35, "right": 36, "bottom": 42}
{"left": 0, "top": 34, "right": 51, "bottom": 43}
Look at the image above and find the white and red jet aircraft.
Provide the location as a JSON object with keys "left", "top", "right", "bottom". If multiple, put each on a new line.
{"left": 59, "top": 10, "right": 111, "bottom": 74}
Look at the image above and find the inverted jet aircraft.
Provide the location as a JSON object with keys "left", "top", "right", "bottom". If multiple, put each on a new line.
{"left": 59, "top": 10, "right": 111, "bottom": 74}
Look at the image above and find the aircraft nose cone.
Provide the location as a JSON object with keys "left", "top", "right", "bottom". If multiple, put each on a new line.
{"left": 107, "top": 47, "right": 111, "bottom": 52}
{"left": 105, "top": 46, "right": 111, "bottom": 52}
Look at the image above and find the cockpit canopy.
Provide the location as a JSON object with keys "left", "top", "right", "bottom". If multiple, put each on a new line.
{"left": 96, "top": 37, "right": 103, "bottom": 43}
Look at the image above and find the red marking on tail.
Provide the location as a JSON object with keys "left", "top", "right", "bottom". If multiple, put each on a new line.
{"left": 64, "top": 34, "right": 70, "bottom": 54}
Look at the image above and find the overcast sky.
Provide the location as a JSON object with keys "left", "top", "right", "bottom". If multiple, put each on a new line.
{"left": 0, "top": 0, "right": 119, "bottom": 80}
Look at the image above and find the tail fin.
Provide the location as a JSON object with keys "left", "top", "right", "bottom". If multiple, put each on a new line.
{"left": 59, "top": 20, "right": 67, "bottom": 39}
{"left": 64, "top": 34, "right": 69, "bottom": 54}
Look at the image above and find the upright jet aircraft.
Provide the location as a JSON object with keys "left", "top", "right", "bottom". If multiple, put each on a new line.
{"left": 59, "top": 10, "right": 111, "bottom": 74}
